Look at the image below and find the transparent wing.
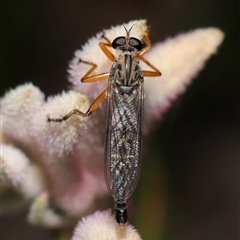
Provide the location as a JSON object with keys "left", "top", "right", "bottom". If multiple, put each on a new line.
{"left": 104, "top": 81, "right": 144, "bottom": 201}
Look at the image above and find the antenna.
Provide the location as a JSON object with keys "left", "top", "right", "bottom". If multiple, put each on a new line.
{"left": 123, "top": 24, "right": 136, "bottom": 39}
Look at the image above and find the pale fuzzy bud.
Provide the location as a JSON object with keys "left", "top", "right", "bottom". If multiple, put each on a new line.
{"left": 1, "top": 84, "right": 101, "bottom": 216}
{"left": 31, "top": 90, "right": 89, "bottom": 158}
{"left": 0, "top": 143, "right": 45, "bottom": 198}
{"left": 1, "top": 143, "right": 29, "bottom": 189}
{"left": 28, "top": 191, "right": 69, "bottom": 228}
{"left": 21, "top": 164, "right": 46, "bottom": 198}
{"left": 1, "top": 83, "right": 44, "bottom": 143}
{"left": 71, "top": 210, "right": 142, "bottom": 240}
{"left": 144, "top": 28, "right": 225, "bottom": 125}
{"left": 28, "top": 90, "right": 104, "bottom": 216}
{"left": 0, "top": 19, "right": 225, "bottom": 228}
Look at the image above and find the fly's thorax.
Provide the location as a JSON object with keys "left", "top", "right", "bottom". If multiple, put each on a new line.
{"left": 111, "top": 51, "right": 143, "bottom": 94}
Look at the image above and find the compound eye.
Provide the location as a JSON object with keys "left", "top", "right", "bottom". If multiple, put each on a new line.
{"left": 112, "top": 37, "right": 126, "bottom": 49}
{"left": 129, "top": 37, "right": 142, "bottom": 51}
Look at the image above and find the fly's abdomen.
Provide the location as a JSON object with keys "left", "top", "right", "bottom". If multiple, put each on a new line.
{"left": 104, "top": 86, "right": 143, "bottom": 201}
{"left": 109, "top": 119, "right": 139, "bottom": 199}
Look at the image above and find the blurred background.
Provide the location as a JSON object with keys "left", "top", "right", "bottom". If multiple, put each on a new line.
{"left": 1, "top": 1, "right": 239, "bottom": 240}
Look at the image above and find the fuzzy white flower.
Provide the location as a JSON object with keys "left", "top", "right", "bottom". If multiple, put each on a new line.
{"left": 65, "top": 20, "right": 225, "bottom": 209}
{"left": 1, "top": 143, "right": 30, "bottom": 188}
{"left": 0, "top": 143, "right": 45, "bottom": 213}
{"left": 1, "top": 143, "right": 44, "bottom": 197}
{"left": 1, "top": 84, "right": 106, "bottom": 218}
{"left": 71, "top": 210, "right": 142, "bottom": 240}
{"left": 31, "top": 90, "right": 89, "bottom": 158}
{"left": 1, "top": 19, "right": 225, "bottom": 232}
{"left": 1, "top": 83, "right": 44, "bottom": 143}
{"left": 144, "top": 27, "right": 225, "bottom": 124}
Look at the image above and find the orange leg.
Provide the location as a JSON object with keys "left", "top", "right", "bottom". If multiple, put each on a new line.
{"left": 47, "top": 88, "right": 107, "bottom": 122}
{"left": 137, "top": 29, "right": 162, "bottom": 77}
{"left": 79, "top": 59, "right": 110, "bottom": 83}
{"left": 48, "top": 34, "right": 115, "bottom": 122}
{"left": 80, "top": 34, "right": 114, "bottom": 82}
{"left": 97, "top": 32, "right": 115, "bottom": 62}
{"left": 138, "top": 29, "right": 152, "bottom": 57}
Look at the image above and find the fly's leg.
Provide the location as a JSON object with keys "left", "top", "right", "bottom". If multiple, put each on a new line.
{"left": 47, "top": 88, "right": 107, "bottom": 122}
{"left": 98, "top": 33, "right": 115, "bottom": 62}
{"left": 79, "top": 59, "right": 110, "bottom": 83}
{"left": 48, "top": 60, "right": 109, "bottom": 122}
{"left": 138, "top": 29, "right": 152, "bottom": 57}
{"left": 47, "top": 33, "right": 115, "bottom": 122}
{"left": 137, "top": 29, "right": 162, "bottom": 77}
{"left": 100, "top": 32, "right": 112, "bottom": 45}
{"left": 80, "top": 33, "right": 114, "bottom": 81}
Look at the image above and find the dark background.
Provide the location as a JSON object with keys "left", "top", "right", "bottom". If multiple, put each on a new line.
{"left": 1, "top": 1, "right": 239, "bottom": 240}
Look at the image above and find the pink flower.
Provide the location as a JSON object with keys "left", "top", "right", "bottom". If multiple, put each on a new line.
{"left": 1, "top": 19, "right": 224, "bottom": 232}
{"left": 71, "top": 210, "right": 142, "bottom": 240}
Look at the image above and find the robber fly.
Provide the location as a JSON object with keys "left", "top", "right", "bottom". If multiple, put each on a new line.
{"left": 48, "top": 24, "right": 161, "bottom": 226}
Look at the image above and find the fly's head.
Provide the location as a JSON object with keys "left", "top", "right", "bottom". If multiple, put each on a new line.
{"left": 112, "top": 25, "right": 143, "bottom": 53}
{"left": 111, "top": 25, "right": 144, "bottom": 95}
